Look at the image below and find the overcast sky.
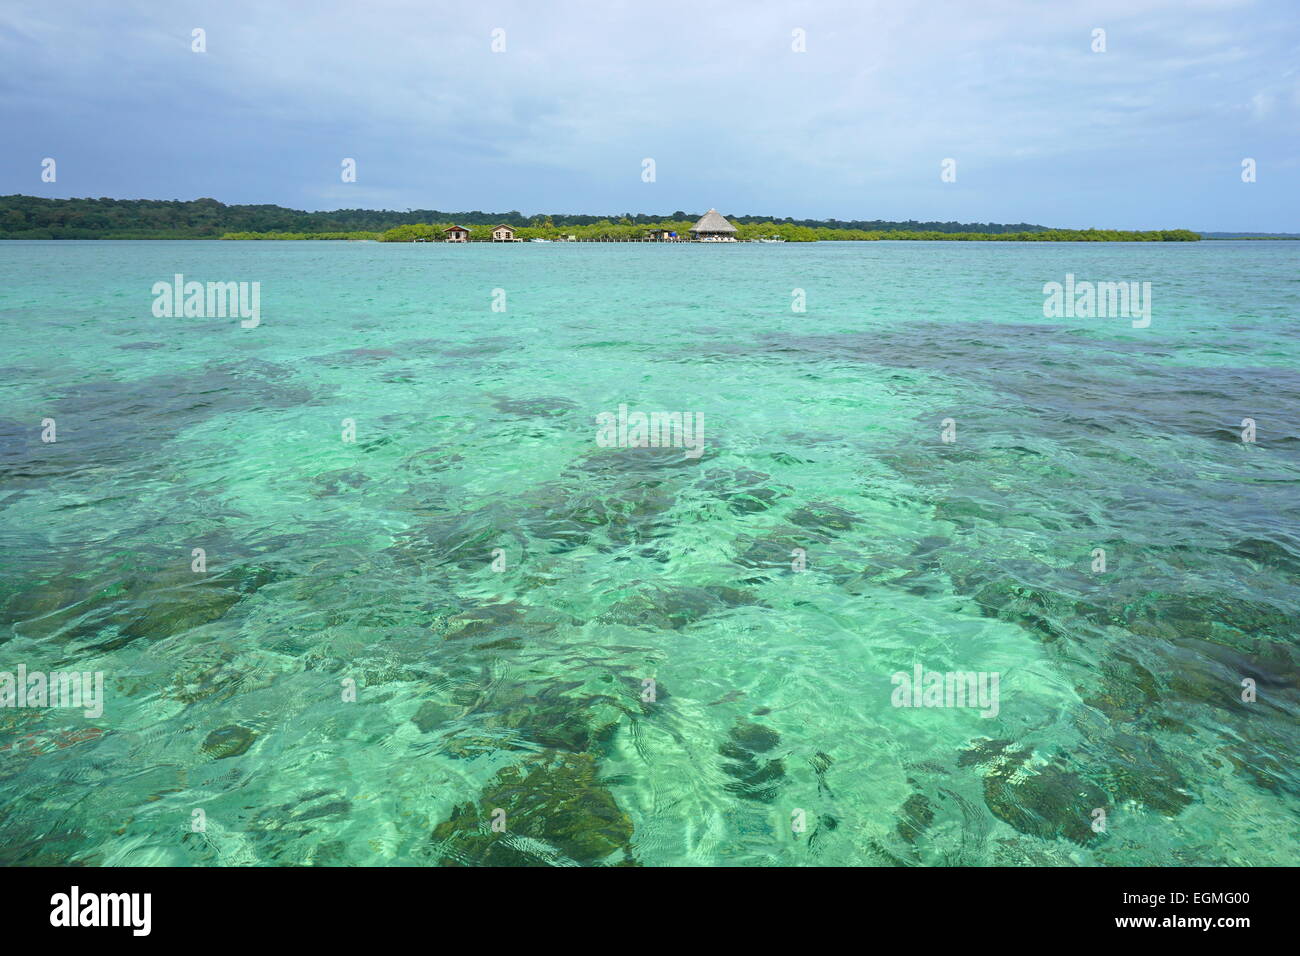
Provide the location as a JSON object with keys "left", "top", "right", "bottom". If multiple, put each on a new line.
{"left": 1, "top": 0, "right": 1296, "bottom": 229}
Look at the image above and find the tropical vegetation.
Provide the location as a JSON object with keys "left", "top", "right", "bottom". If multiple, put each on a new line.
{"left": 0, "top": 195, "right": 1199, "bottom": 242}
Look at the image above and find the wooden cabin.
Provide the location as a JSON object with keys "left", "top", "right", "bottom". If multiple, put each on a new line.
{"left": 491, "top": 224, "right": 519, "bottom": 242}
{"left": 444, "top": 225, "right": 470, "bottom": 242}
{"left": 689, "top": 209, "right": 738, "bottom": 241}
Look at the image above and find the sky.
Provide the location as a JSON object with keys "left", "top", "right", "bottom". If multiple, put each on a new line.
{"left": 1, "top": 0, "right": 1297, "bottom": 230}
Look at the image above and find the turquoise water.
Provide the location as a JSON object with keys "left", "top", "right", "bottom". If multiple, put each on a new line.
{"left": 0, "top": 239, "right": 1296, "bottom": 866}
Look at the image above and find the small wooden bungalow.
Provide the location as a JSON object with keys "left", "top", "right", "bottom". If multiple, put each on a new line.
{"left": 689, "top": 209, "right": 737, "bottom": 241}
{"left": 491, "top": 224, "right": 519, "bottom": 242}
{"left": 444, "top": 225, "right": 470, "bottom": 242}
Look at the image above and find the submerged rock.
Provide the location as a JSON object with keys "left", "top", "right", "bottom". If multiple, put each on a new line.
{"left": 389, "top": 510, "right": 519, "bottom": 572}
{"left": 426, "top": 670, "right": 642, "bottom": 759}
{"left": 310, "top": 347, "right": 397, "bottom": 365}
{"left": 1122, "top": 591, "right": 1294, "bottom": 645}
{"left": 571, "top": 443, "right": 706, "bottom": 478}
{"left": 896, "top": 792, "right": 935, "bottom": 845}
{"left": 487, "top": 696, "right": 623, "bottom": 754}
{"left": 962, "top": 739, "right": 1106, "bottom": 845}
{"left": 942, "top": 564, "right": 1089, "bottom": 644}
{"left": 719, "top": 719, "right": 785, "bottom": 803}
{"left": 984, "top": 762, "right": 1106, "bottom": 846}
{"left": 202, "top": 725, "right": 257, "bottom": 759}
{"left": 431, "top": 752, "right": 638, "bottom": 866}
{"left": 162, "top": 639, "right": 264, "bottom": 705}
{"left": 809, "top": 751, "right": 835, "bottom": 796}
{"left": 8, "top": 559, "right": 290, "bottom": 654}
{"left": 1078, "top": 652, "right": 1161, "bottom": 724}
{"left": 1218, "top": 737, "right": 1297, "bottom": 798}
{"left": 519, "top": 480, "right": 678, "bottom": 552}
{"left": 0, "top": 815, "right": 92, "bottom": 866}
{"left": 411, "top": 701, "right": 462, "bottom": 734}
{"left": 249, "top": 789, "right": 351, "bottom": 834}
{"left": 601, "top": 584, "right": 763, "bottom": 630}
{"left": 110, "top": 564, "right": 285, "bottom": 649}
{"left": 804, "top": 812, "right": 841, "bottom": 854}
{"left": 1228, "top": 535, "right": 1300, "bottom": 576}
{"left": 1099, "top": 731, "right": 1194, "bottom": 815}
{"left": 400, "top": 448, "right": 465, "bottom": 476}
{"left": 788, "top": 501, "right": 859, "bottom": 534}
{"left": 701, "top": 467, "right": 791, "bottom": 515}
{"left": 492, "top": 395, "right": 580, "bottom": 419}
{"left": 310, "top": 469, "right": 370, "bottom": 497}
{"left": 442, "top": 601, "right": 528, "bottom": 639}
{"left": 734, "top": 534, "right": 817, "bottom": 573}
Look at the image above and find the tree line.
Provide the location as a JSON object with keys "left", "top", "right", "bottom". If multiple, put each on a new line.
{"left": 0, "top": 195, "right": 1199, "bottom": 242}
{"left": 364, "top": 222, "right": 1199, "bottom": 242}
{"left": 3, "top": 194, "right": 1053, "bottom": 239}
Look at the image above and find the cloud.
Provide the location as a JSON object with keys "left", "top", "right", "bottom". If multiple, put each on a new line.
{"left": 0, "top": 0, "right": 1295, "bottom": 229}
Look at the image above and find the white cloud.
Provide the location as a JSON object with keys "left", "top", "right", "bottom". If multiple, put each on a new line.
{"left": 0, "top": 0, "right": 1295, "bottom": 228}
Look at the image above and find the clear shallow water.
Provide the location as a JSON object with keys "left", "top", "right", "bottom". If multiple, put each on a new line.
{"left": 0, "top": 239, "right": 1296, "bottom": 866}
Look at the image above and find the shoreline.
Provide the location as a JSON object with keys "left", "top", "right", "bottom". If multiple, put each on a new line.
{"left": 1, "top": 197, "right": 1230, "bottom": 243}
{"left": 12, "top": 235, "right": 1300, "bottom": 242}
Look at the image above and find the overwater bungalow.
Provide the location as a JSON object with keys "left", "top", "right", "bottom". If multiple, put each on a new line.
{"left": 645, "top": 228, "right": 678, "bottom": 241}
{"left": 690, "top": 209, "right": 737, "bottom": 241}
{"left": 444, "top": 224, "right": 470, "bottom": 242}
{"left": 492, "top": 224, "right": 519, "bottom": 241}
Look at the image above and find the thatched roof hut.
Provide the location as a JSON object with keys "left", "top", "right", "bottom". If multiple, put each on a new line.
{"left": 689, "top": 209, "right": 737, "bottom": 241}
